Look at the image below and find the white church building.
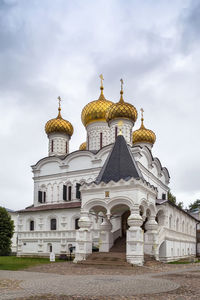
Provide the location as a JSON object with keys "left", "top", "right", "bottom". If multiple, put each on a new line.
{"left": 14, "top": 77, "right": 197, "bottom": 265}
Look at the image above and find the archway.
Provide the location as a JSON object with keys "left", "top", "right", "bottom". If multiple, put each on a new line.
{"left": 121, "top": 210, "right": 130, "bottom": 236}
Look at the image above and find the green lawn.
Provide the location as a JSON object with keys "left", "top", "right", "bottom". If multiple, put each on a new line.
{"left": 0, "top": 256, "right": 61, "bottom": 270}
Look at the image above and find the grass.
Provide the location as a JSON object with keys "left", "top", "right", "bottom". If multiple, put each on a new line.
{"left": 0, "top": 256, "right": 61, "bottom": 270}
{"left": 168, "top": 259, "right": 200, "bottom": 264}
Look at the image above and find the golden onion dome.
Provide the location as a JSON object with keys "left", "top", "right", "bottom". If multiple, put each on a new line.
{"left": 79, "top": 142, "right": 86, "bottom": 150}
{"left": 132, "top": 108, "right": 156, "bottom": 146}
{"left": 81, "top": 75, "right": 113, "bottom": 127}
{"left": 106, "top": 79, "right": 137, "bottom": 123}
{"left": 45, "top": 97, "right": 74, "bottom": 136}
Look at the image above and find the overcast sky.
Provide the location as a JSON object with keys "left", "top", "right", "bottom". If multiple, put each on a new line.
{"left": 0, "top": 0, "right": 200, "bottom": 210}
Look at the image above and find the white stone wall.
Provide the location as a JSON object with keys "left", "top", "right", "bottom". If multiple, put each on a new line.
{"left": 48, "top": 133, "right": 70, "bottom": 156}
{"left": 109, "top": 119, "right": 134, "bottom": 145}
{"left": 86, "top": 121, "right": 110, "bottom": 150}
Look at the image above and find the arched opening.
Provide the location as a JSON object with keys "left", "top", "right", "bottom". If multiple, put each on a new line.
{"left": 121, "top": 210, "right": 130, "bottom": 236}
{"left": 50, "top": 218, "right": 57, "bottom": 230}
{"left": 156, "top": 210, "right": 165, "bottom": 226}
{"left": 159, "top": 241, "right": 166, "bottom": 261}
{"left": 47, "top": 243, "right": 53, "bottom": 253}
{"left": 30, "top": 220, "right": 34, "bottom": 231}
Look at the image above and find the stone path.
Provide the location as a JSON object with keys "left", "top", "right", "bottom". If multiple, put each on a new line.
{"left": 1, "top": 264, "right": 200, "bottom": 299}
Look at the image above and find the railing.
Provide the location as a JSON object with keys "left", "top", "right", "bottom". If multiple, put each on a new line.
{"left": 18, "top": 230, "right": 76, "bottom": 240}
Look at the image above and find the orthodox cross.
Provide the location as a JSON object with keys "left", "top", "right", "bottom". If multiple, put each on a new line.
{"left": 99, "top": 74, "right": 104, "bottom": 88}
{"left": 120, "top": 78, "right": 124, "bottom": 91}
{"left": 140, "top": 108, "right": 144, "bottom": 118}
{"left": 118, "top": 120, "right": 123, "bottom": 135}
{"left": 57, "top": 96, "right": 61, "bottom": 109}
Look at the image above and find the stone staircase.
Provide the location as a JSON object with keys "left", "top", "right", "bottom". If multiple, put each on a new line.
{"left": 77, "top": 236, "right": 161, "bottom": 268}
{"left": 78, "top": 236, "right": 131, "bottom": 268}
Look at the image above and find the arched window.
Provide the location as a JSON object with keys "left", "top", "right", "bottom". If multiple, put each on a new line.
{"left": 115, "top": 127, "right": 118, "bottom": 140}
{"left": 75, "top": 218, "right": 80, "bottom": 230}
{"left": 66, "top": 141, "right": 68, "bottom": 153}
{"left": 182, "top": 220, "right": 185, "bottom": 233}
{"left": 30, "top": 220, "right": 34, "bottom": 231}
{"left": 87, "top": 135, "right": 90, "bottom": 150}
{"left": 176, "top": 218, "right": 179, "bottom": 231}
{"left": 169, "top": 215, "right": 172, "bottom": 229}
{"left": 51, "top": 140, "right": 54, "bottom": 152}
{"left": 100, "top": 132, "right": 103, "bottom": 149}
{"left": 50, "top": 218, "right": 57, "bottom": 230}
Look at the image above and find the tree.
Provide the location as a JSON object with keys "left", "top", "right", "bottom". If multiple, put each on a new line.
{"left": 168, "top": 190, "right": 184, "bottom": 209}
{"left": 168, "top": 190, "right": 176, "bottom": 204}
{"left": 188, "top": 199, "right": 200, "bottom": 211}
{"left": 0, "top": 207, "right": 14, "bottom": 256}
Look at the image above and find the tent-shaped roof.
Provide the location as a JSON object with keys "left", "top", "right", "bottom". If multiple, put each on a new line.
{"left": 95, "top": 135, "right": 143, "bottom": 184}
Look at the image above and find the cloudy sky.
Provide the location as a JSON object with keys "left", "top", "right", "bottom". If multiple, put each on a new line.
{"left": 0, "top": 0, "right": 200, "bottom": 210}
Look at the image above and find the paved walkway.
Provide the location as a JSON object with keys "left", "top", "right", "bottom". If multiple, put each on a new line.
{"left": 0, "top": 268, "right": 180, "bottom": 299}
{"left": 1, "top": 264, "right": 200, "bottom": 299}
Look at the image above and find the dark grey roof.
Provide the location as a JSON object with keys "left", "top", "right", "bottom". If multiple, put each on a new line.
{"left": 95, "top": 135, "right": 143, "bottom": 184}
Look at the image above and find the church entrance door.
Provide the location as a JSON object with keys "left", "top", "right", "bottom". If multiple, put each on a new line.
{"left": 121, "top": 210, "right": 130, "bottom": 236}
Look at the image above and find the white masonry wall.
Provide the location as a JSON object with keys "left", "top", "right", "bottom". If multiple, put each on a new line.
{"left": 86, "top": 121, "right": 111, "bottom": 150}
{"left": 48, "top": 133, "right": 70, "bottom": 156}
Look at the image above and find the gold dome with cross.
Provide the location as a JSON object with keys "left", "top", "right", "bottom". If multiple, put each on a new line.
{"left": 81, "top": 75, "right": 114, "bottom": 127}
{"left": 106, "top": 79, "right": 138, "bottom": 123}
{"left": 132, "top": 108, "right": 156, "bottom": 145}
{"left": 45, "top": 96, "right": 74, "bottom": 136}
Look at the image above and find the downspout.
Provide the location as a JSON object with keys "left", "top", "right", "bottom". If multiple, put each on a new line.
{"left": 196, "top": 220, "right": 200, "bottom": 258}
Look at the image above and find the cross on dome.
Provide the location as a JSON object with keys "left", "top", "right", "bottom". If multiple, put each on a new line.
{"left": 99, "top": 74, "right": 104, "bottom": 89}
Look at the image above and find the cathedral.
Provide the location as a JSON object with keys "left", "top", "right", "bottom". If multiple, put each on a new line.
{"left": 15, "top": 76, "right": 197, "bottom": 265}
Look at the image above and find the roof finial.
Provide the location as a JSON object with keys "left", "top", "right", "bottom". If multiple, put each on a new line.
{"left": 140, "top": 108, "right": 144, "bottom": 127}
{"left": 120, "top": 78, "right": 124, "bottom": 102}
{"left": 118, "top": 120, "right": 123, "bottom": 135}
{"left": 57, "top": 96, "right": 62, "bottom": 118}
{"left": 99, "top": 74, "right": 104, "bottom": 92}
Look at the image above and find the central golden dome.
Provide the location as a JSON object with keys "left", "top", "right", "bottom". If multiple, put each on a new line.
{"left": 132, "top": 109, "right": 156, "bottom": 146}
{"left": 79, "top": 142, "right": 86, "bottom": 150}
{"left": 45, "top": 97, "right": 73, "bottom": 136}
{"left": 81, "top": 80, "right": 113, "bottom": 127}
{"left": 106, "top": 81, "right": 137, "bottom": 123}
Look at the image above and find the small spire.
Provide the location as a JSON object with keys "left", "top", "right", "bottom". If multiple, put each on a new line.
{"left": 140, "top": 108, "right": 144, "bottom": 127}
{"left": 98, "top": 74, "right": 106, "bottom": 100}
{"left": 57, "top": 96, "right": 62, "bottom": 118}
{"left": 119, "top": 78, "right": 124, "bottom": 103}
{"left": 118, "top": 120, "right": 123, "bottom": 135}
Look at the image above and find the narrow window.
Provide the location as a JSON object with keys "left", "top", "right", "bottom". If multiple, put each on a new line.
{"left": 63, "top": 185, "right": 67, "bottom": 201}
{"left": 43, "top": 191, "right": 46, "bottom": 203}
{"left": 50, "top": 218, "right": 57, "bottom": 230}
{"left": 87, "top": 135, "right": 90, "bottom": 150}
{"left": 75, "top": 218, "right": 80, "bottom": 229}
{"left": 68, "top": 186, "right": 72, "bottom": 201}
{"left": 51, "top": 140, "right": 54, "bottom": 152}
{"left": 115, "top": 127, "right": 118, "bottom": 140}
{"left": 76, "top": 183, "right": 81, "bottom": 199}
{"left": 66, "top": 141, "right": 68, "bottom": 153}
{"left": 30, "top": 220, "right": 34, "bottom": 231}
{"left": 100, "top": 132, "right": 103, "bottom": 149}
{"left": 38, "top": 191, "right": 43, "bottom": 203}
{"left": 162, "top": 193, "right": 166, "bottom": 200}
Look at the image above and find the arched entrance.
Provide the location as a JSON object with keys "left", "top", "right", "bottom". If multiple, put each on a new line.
{"left": 121, "top": 210, "right": 130, "bottom": 236}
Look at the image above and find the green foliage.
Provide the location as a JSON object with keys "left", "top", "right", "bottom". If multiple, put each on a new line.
{"left": 168, "top": 190, "right": 176, "bottom": 204}
{"left": 0, "top": 256, "right": 62, "bottom": 270}
{"left": 0, "top": 207, "right": 14, "bottom": 256}
{"left": 188, "top": 199, "right": 200, "bottom": 211}
{"left": 168, "top": 190, "right": 184, "bottom": 209}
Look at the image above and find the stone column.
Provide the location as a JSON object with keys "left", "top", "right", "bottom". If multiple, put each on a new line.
{"left": 74, "top": 211, "right": 92, "bottom": 263}
{"left": 99, "top": 216, "right": 113, "bottom": 252}
{"left": 144, "top": 215, "right": 159, "bottom": 260}
{"left": 126, "top": 204, "right": 144, "bottom": 266}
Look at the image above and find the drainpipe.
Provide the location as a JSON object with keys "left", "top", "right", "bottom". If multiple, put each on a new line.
{"left": 196, "top": 220, "right": 200, "bottom": 258}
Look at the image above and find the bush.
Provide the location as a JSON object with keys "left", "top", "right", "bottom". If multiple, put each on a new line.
{"left": 0, "top": 207, "right": 14, "bottom": 256}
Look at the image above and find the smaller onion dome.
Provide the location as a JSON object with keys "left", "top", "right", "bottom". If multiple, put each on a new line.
{"left": 81, "top": 75, "right": 113, "bottom": 127}
{"left": 45, "top": 96, "right": 74, "bottom": 136}
{"left": 132, "top": 108, "right": 156, "bottom": 146}
{"left": 106, "top": 79, "right": 137, "bottom": 123}
{"left": 79, "top": 142, "right": 86, "bottom": 150}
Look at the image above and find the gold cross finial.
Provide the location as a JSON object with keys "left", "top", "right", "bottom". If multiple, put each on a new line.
{"left": 57, "top": 96, "right": 61, "bottom": 109}
{"left": 99, "top": 74, "right": 104, "bottom": 89}
{"left": 118, "top": 120, "right": 123, "bottom": 135}
{"left": 120, "top": 78, "right": 124, "bottom": 91}
{"left": 140, "top": 108, "right": 144, "bottom": 126}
